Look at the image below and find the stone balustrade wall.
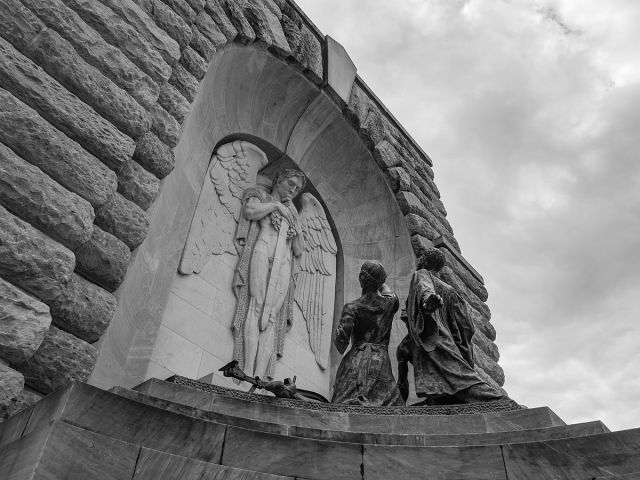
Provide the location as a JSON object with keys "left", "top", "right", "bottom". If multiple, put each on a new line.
{"left": 0, "top": 0, "right": 504, "bottom": 417}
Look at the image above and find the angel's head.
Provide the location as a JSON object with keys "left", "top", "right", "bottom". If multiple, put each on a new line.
{"left": 272, "top": 168, "right": 306, "bottom": 202}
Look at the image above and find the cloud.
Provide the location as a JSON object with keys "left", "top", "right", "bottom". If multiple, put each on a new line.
{"left": 297, "top": 0, "right": 640, "bottom": 430}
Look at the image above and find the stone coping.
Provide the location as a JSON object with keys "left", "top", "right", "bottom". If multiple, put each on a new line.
{"left": 168, "top": 376, "right": 522, "bottom": 416}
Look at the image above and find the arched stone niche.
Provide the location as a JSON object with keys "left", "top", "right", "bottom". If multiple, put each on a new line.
{"left": 90, "top": 45, "right": 415, "bottom": 396}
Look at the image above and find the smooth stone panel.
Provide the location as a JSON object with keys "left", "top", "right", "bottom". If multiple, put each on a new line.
{"left": 483, "top": 407, "right": 565, "bottom": 432}
{"left": 134, "top": 447, "right": 294, "bottom": 480}
{"left": 504, "top": 428, "right": 640, "bottom": 479}
{"left": 364, "top": 444, "right": 506, "bottom": 480}
{"left": 0, "top": 421, "right": 139, "bottom": 480}
{"left": 0, "top": 36, "right": 134, "bottom": 171}
{"left": 0, "top": 87, "right": 117, "bottom": 208}
{"left": 323, "top": 35, "right": 356, "bottom": 105}
{"left": 0, "top": 142, "right": 94, "bottom": 251}
{"left": 0, "top": 205, "right": 75, "bottom": 305}
{"left": 223, "top": 426, "right": 362, "bottom": 480}
{"left": 0, "top": 278, "right": 51, "bottom": 365}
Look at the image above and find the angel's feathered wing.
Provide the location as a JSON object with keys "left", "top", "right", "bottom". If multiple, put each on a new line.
{"left": 179, "top": 141, "right": 269, "bottom": 274}
{"left": 295, "top": 193, "right": 338, "bottom": 369}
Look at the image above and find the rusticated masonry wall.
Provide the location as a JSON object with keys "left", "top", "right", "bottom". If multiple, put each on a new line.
{"left": 0, "top": 0, "right": 503, "bottom": 417}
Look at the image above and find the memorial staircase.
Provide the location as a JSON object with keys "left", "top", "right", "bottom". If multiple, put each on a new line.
{"left": 1, "top": 377, "right": 639, "bottom": 479}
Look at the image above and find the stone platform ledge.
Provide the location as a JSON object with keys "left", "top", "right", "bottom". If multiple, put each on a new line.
{"left": 168, "top": 375, "right": 522, "bottom": 415}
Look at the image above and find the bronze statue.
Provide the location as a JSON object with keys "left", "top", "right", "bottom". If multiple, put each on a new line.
{"left": 331, "top": 261, "right": 404, "bottom": 406}
{"left": 397, "top": 248, "right": 507, "bottom": 404}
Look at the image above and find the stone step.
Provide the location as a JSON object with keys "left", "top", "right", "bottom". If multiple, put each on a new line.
{"left": 114, "top": 384, "right": 609, "bottom": 447}
{"left": 1, "top": 381, "right": 639, "bottom": 480}
{"left": 133, "top": 377, "right": 564, "bottom": 435}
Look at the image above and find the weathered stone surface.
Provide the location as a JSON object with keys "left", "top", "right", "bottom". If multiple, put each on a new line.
{"left": 20, "top": 0, "right": 159, "bottom": 109}
{"left": 169, "top": 63, "right": 200, "bottom": 102}
{"left": 410, "top": 233, "right": 434, "bottom": 257}
{"left": 0, "top": 362, "right": 24, "bottom": 416}
{"left": 196, "top": 11, "right": 227, "bottom": 48}
{"left": 362, "top": 107, "right": 391, "bottom": 148}
{"left": 0, "top": 0, "right": 150, "bottom": 140}
{"left": 345, "top": 82, "right": 370, "bottom": 130}
{"left": 180, "top": 46, "right": 208, "bottom": 80}
{"left": 2, "top": 387, "right": 41, "bottom": 420}
{"left": 149, "top": 103, "right": 181, "bottom": 148}
{"left": 117, "top": 160, "right": 160, "bottom": 211}
{"left": 441, "top": 248, "right": 488, "bottom": 302}
{"left": 244, "top": 0, "right": 290, "bottom": 56}
{"left": 0, "top": 90, "right": 116, "bottom": 209}
{"left": 99, "top": 0, "right": 180, "bottom": 65}
{"left": 136, "top": 0, "right": 194, "bottom": 48}
{"left": 282, "top": 11, "right": 323, "bottom": 82}
{"left": 0, "top": 205, "right": 75, "bottom": 304}
{"left": 0, "top": 37, "right": 134, "bottom": 172}
{"left": 184, "top": 0, "right": 205, "bottom": 14}
{"left": 135, "top": 127, "right": 177, "bottom": 178}
{"left": 74, "top": 227, "right": 131, "bottom": 292}
{"left": 95, "top": 194, "right": 151, "bottom": 250}
{"left": 405, "top": 213, "right": 440, "bottom": 242}
{"left": 158, "top": 0, "right": 197, "bottom": 23}
{"left": 19, "top": 326, "right": 97, "bottom": 394}
{"left": 469, "top": 305, "right": 496, "bottom": 341}
{"left": 474, "top": 346, "right": 505, "bottom": 387}
{"left": 0, "top": 278, "right": 51, "bottom": 365}
{"left": 204, "top": 0, "right": 237, "bottom": 40}
{"left": 0, "top": 142, "right": 94, "bottom": 250}
{"left": 472, "top": 329, "right": 500, "bottom": 363}
{"left": 190, "top": 25, "right": 216, "bottom": 61}
{"left": 439, "top": 266, "right": 489, "bottom": 320}
{"left": 60, "top": 0, "right": 172, "bottom": 83}
{"left": 158, "top": 82, "right": 190, "bottom": 124}
{"left": 373, "top": 140, "right": 402, "bottom": 169}
{"left": 385, "top": 166, "right": 411, "bottom": 192}
{"left": 50, "top": 274, "right": 117, "bottom": 344}
{"left": 223, "top": 0, "right": 255, "bottom": 44}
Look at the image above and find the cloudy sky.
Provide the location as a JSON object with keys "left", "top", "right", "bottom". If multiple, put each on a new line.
{"left": 296, "top": 0, "right": 640, "bottom": 431}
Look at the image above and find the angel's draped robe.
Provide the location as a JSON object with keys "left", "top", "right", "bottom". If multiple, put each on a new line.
{"left": 331, "top": 291, "right": 404, "bottom": 406}
{"left": 404, "top": 269, "right": 505, "bottom": 402}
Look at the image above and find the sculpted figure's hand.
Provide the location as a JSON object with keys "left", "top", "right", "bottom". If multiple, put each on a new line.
{"left": 422, "top": 293, "right": 443, "bottom": 314}
{"left": 274, "top": 201, "right": 296, "bottom": 226}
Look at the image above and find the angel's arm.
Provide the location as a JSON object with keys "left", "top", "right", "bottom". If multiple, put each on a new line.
{"left": 243, "top": 197, "right": 278, "bottom": 221}
{"left": 291, "top": 211, "right": 304, "bottom": 257}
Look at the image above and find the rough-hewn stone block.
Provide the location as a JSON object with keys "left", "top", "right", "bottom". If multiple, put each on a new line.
{"left": 474, "top": 345, "right": 505, "bottom": 387}
{"left": 158, "top": 0, "right": 197, "bottom": 23}
{"left": 0, "top": 37, "right": 134, "bottom": 171}
{"left": 134, "top": 132, "right": 177, "bottom": 178}
{"left": 99, "top": 0, "right": 180, "bottom": 65}
{"left": 169, "top": 63, "right": 200, "bottom": 102}
{"left": 469, "top": 305, "right": 495, "bottom": 341}
{"left": 20, "top": 0, "right": 159, "bottom": 109}
{"left": 184, "top": 0, "right": 205, "bottom": 14}
{"left": 180, "top": 46, "right": 208, "bottom": 80}
{"left": 0, "top": 142, "right": 94, "bottom": 250}
{"left": 74, "top": 227, "right": 131, "bottom": 292}
{"left": 2, "top": 387, "right": 42, "bottom": 420}
{"left": 386, "top": 167, "right": 411, "bottom": 192}
{"left": 373, "top": 140, "right": 402, "bottom": 169}
{"left": 0, "top": 362, "right": 24, "bottom": 417}
{"left": 345, "top": 82, "right": 369, "bottom": 130}
{"left": 0, "top": 278, "right": 51, "bottom": 365}
{"left": 410, "top": 233, "right": 434, "bottom": 257}
{"left": 50, "top": 274, "right": 117, "bottom": 344}
{"left": 362, "top": 107, "right": 391, "bottom": 148}
{"left": 117, "top": 160, "right": 160, "bottom": 211}
{"left": 405, "top": 213, "right": 439, "bottom": 241}
{"left": 190, "top": 25, "right": 216, "bottom": 61}
{"left": 439, "top": 266, "right": 491, "bottom": 320}
{"left": 19, "top": 326, "right": 97, "bottom": 395}
{"left": 95, "top": 194, "right": 151, "bottom": 250}
{"left": 196, "top": 11, "right": 227, "bottom": 48}
{"left": 149, "top": 103, "right": 181, "bottom": 148}
{"left": 136, "top": 0, "right": 194, "bottom": 48}
{"left": 472, "top": 329, "right": 500, "bottom": 362}
{"left": 0, "top": 1, "right": 150, "bottom": 140}
{"left": 205, "top": 0, "right": 237, "bottom": 40}
{"left": 158, "top": 82, "right": 190, "bottom": 124}
{"left": 60, "top": 0, "right": 172, "bottom": 83}
{"left": 0, "top": 89, "right": 116, "bottom": 209}
{"left": 441, "top": 248, "right": 488, "bottom": 302}
{"left": 0, "top": 205, "right": 75, "bottom": 305}
{"left": 244, "top": 0, "right": 290, "bottom": 56}
{"left": 223, "top": 0, "right": 256, "bottom": 44}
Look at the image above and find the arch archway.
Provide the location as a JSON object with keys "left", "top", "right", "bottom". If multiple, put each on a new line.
{"left": 90, "top": 45, "right": 414, "bottom": 393}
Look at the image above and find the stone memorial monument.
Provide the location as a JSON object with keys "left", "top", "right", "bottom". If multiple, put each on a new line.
{"left": 0, "top": 0, "right": 636, "bottom": 477}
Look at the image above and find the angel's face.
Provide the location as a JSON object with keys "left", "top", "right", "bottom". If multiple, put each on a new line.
{"left": 275, "top": 175, "right": 303, "bottom": 201}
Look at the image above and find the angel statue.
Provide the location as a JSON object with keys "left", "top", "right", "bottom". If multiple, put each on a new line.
{"left": 179, "top": 140, "right": 337, "bottom": 381}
